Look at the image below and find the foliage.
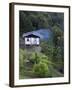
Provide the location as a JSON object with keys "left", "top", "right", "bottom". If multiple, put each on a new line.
{"left": 19, "top": 49, "right": 27, "bottom": 78}
{"left": 29, "top": 52, "right": 48, "bottom": 64}
{"left": 19, "top": 11, "right": 64, "bottom": 36}
{"left": 32, "top": 62, "right": 49, "bottom": 78}
{"left": 52, "top": 25, "right": 63, "bottom": 47}
{"left": 40, "top": 40, "right": 54, "bottom": 61}
{"left": 19, "top": 49, "right": 27, "bottom": 68}
{"left": 52, "top": 25, "right": 64, "bottom": 61}
{"left": 19, "top": 11, "right": 64, "bottom": 78}
{"left": 40, "top": 27, "right": 64, "bottom": 73}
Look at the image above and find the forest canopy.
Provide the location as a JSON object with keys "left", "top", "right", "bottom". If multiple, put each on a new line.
{"left": 19, "top": 11, "right": 64, "bottom": 36}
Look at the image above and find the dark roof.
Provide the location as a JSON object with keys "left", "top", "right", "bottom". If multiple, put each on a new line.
{"left": 22, "top": 31, "right": 41, "bottom": 38}
{"left": 24, "top": 34, "right": 40, "bottom": 38}
{"left": 22, "top": 28, "right": 52, "bottom": 40}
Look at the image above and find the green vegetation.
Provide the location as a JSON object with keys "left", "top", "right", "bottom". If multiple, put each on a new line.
{"left": 19, "top": 49, "right": 50, "bottom": 79}
{"left": 19, "top": 48, "right": 64, "bottom": 79}
{"left": 19, "top": 11, "right": 64, "bottom": 36}
{"left": 33, "top": 62, "right": 49, "bottom": 78}
{"left": 19, "top": 11, "right": 64, "bottom": 79}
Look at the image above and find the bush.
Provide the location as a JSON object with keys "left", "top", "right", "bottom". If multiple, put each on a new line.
{"left": 29, "top": 52, "right": 49, "bottom": 64}
{"left": 32, "top": 62, "right": 49, "bottom": 78}
{"left": 40, "top": 40, "right": 54, "bottom": 61}
{"left": 19, "top": 49, "right": 27, "bottom": 68}
{"left": 29, "top": 52, "right": 36, "bottom": 63}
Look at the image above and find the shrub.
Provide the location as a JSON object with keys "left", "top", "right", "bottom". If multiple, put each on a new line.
{"left": 19, "top": 49, "right": 27, "bottom": 68}
{"left": 32, "top": 62, "right": 49, "bottom": 78}
{"left": 29, "top": 52, "right": 36, "bottom": 63}
{"left": 29, "top": 52, "right": 49, "bottom": 64}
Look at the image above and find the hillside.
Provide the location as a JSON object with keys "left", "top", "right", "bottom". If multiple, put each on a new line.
{"left": 19, "top": 10, "right": 64, "bottom": 79}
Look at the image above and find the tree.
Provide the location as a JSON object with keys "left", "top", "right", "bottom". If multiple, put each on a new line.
{"left": 19, "top": 49, "right": 27, "bottom": 68}
{"left": 40, "top": 39, "right": 53, "bottom": 61}
{"left": 52, "top": 25, "right": 64, "bottom": 73}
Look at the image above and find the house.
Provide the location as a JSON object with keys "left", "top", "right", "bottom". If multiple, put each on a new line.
{"left": 20, "top": 28, "right": 52, "bottom": 48}
{"left": 22, "top": 28, "right": 52, "bottom": 46}
{"left": 23, "top": 34, "right": 40, "bottom": 45}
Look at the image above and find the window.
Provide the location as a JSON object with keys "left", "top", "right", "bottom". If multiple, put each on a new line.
{"left": 27, "top": 38, "right": 29, "bottom": 41}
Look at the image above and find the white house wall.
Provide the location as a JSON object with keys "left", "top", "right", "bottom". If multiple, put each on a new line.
{"left": 36, "top": 38, "right": 39, "bottom": 45}
{"left": 25, "top": 37, "right": 40, "bottom": 45}
{"left": 25, "top": 38, "right": 31, "bottom": 45}
{"left": 31, "top": 38, "right": 39, "bottom": 45}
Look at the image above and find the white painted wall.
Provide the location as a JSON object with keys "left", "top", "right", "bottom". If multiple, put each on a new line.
{"left": 0, "top": 0, "right": 72, "bottom": 90}
{"left": 25, "top": 38, "right": 31, "bottom": 45}
{"left": 25, "top": 37, "right": 40, "bottom": 45}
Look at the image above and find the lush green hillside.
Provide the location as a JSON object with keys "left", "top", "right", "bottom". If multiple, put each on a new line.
{"left": 19, "top": 11, "right": 64, "bottom": 79}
